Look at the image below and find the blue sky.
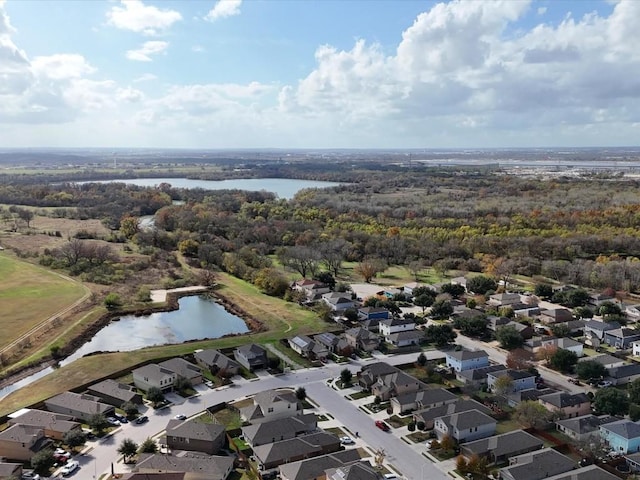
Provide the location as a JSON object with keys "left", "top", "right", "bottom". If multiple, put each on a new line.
{"left": 0, "top": 0, "right": 637, "bottom": 149}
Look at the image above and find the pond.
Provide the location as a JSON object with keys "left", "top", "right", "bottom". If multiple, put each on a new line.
{"left": 0, "top": 295, "right": 249, "bottom": 400}
{"left": 83, "top": 177, "right": 342, "bottom": 200}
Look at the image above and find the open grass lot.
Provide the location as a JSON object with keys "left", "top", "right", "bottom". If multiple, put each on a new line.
{"left": 0, "top": 253, "right": 87, "bottom": 346}
{"left": 0, "top": 273, "right": 330, "bottom": 416}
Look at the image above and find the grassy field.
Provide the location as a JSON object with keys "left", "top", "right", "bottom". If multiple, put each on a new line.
{"left": 0, "top": 253, "right": 88, "bottom": 346}
{"left": 0, "top": 272, "right": 331, "bottom": 416}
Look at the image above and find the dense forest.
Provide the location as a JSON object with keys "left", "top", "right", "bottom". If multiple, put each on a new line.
{"left": 2, "top": 165, "right": 640, "bottom": 294}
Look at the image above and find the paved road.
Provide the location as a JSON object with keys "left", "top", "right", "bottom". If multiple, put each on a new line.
{"left": 69, "top": 350, "right": 447, "bottom": 480}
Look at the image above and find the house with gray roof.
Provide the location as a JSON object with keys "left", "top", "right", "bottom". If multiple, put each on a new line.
{"left": 607, "top": 363, "right": 640, "bottom": 385}
{"left": 358, "top": 362, "right": 399, "bottom": 389}
{"left": 507, "top": 388, "right": 558, "bottom": 408}
{"left": 413, "top": 399, "right": 492, "bottom": 430}
{"left": 132, "top": 364, "right": 177, "bottom": 393}
{"left": 0, "top": 462, "right": 22, "bottom": 479}
{"left": 457, "top": 364, "right": 507, "bottom": 386}
{"left": 253, "top": 432, "right": 341, "bottom": 470}
{"left": 391, "top": 387, "right": 457, "bottom": 415}
{"left": 165, "top": 418, "right": 225, "bottom": 455}
{"left": 540, "top": 337, "right": 584, "bottom": 357}
{"left": 584, "top": 320, "right": 620, "bottom": 340}
{"left": 538, "top": 392, "right": 591, "bottom": 418}
{"left": 578, "top": 353, "right": 625, "bottom": 369}
{"left": 159, "top": 358, "right": 204, "bottom": 386}
{"left": 325, "top": 461, "right": 380, "bottom": 480}
{"left": 461, "top": 430, "right": 543, "bottom": 465}
{"left": 379, "top": 317, "right": 416, "bottom": 338}
{"left": 44, "top": 391, "right": 114, "bottom": 422}
{"left": 371, "top": 369, "right": 427, "bottom": 401}
{"left": 604, "top": 328, "right": 640, "bottom": 349}
{"left": 194, "top": 349, "right": 240, "bottom": 376}
{"left": 539, "top": 308, "right": 573, "bottom": 324}
{"left": 0, "top": 424, "right": 51, "bottom": 461}
{"left": 445, "top": 349, "right": 490, "bottom": 372}
{"left": 434, "top": 409, "right": 497, "bottom": 443}
{"left": 556, "top": 414, "right": 619, "bottom": 442}
{"left": 243, "top": 414, "right": 317, "bottom": 447}
{"left": 134, "top": 452, "right": 234, "bottom": 480}
{"left": 8, "top": 409, "right": 80, "bottom": 441}
{"left": 234, "top": 343, "right": 268, "bottom": 372}
{"left": 87, "top": 379, "right": 143, "bottom": 408}
{"left": 278, "top": 450, "right": 362, "bottom": 480}
{"left": 499, "top": 448, "right": 575, "bottom": 480}
{"left": 344, "top": 327, "right": 380, "bottom": 352}
{"left": 322, "top": 292, "right": 356, "bottom": 312}
{"left": 600, "top": 419, "right": 640, "bottom": 453}
{"left": 488, "top": 369, "right": 537, "bottom": 394}
{"left": 288, "top": 335, "right": 329, "bottom": 361}
{"left": 240, "top": 389, "right": 301, "bottom": 424}
{"left": 545, "top": 465, "right": 619, "bottom": 480}
{"left": 387, "top": 329, "right": 424, "bottom": 347}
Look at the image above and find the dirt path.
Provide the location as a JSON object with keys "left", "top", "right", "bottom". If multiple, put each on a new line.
{"left": 150, "top": 285, "right": 208, "bottom": 303}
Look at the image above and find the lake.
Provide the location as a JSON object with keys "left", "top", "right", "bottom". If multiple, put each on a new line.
{"left": 0, "top": 295, "right": 249, "bottom": 399}
{"left": 86, "top": 177, "right": 342, "bottom": 200}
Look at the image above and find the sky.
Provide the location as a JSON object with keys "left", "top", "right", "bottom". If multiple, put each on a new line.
{"left": 0, "top": 0, "right": 639, "bottom": 149}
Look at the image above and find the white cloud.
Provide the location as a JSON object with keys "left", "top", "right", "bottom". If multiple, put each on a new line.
{"left": 107, "top": 0, "right": 182, "bottom": 36}
{"left": 133, "top": 73, "right": 157, "bottom": 83}
{"left": 126, "top": 41, "right": 169, "bottom": 62}
{"left": 205, "top": 0, "right": 242, "bottom": 21}
{"left": 31, "top": 54, "right": 96, "bottom": 80}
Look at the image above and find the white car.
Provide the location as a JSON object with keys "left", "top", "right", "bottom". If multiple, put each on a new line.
{"left": 597, "top": 381, "right": 613, "bottom": 388}
{"left": 174, "top": 414, "right": 187, "bottom": 420}
{"left": 61, "top": 460, "right": 80, "bottom": 476}
{"left": 340, "top": 436, "right": 354, "bottom": 445}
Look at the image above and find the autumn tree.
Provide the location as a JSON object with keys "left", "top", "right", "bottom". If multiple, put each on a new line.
{"left": 536, "top": 344, "right": 558, "bottom": 364}
{"left": 506, "top": 349, "right": 533, "bottom": 371}
{"left": 493, "top": 375, "right": 514, "bottom": 396}
{"left": 513, "top": 400, "right": 552, "bottom": 428}
{"left": 354, "top": 258, "right": 386, "bottom": 283}
{"left": 120, "top": 215, "right": 140, "bottom": 239}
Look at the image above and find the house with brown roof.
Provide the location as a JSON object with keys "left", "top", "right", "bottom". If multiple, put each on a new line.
{"left": 194, "top": 349, "right": 240, "bottom": 376}
{"left": 240, "top": 389, "right": 301, "bottom": 424}
{"left": 253, "top": 432, "right": 341, "bottom": 470}
{"left": 243, "top": 414, "right": 317, "bottom": 447}
{"left": 0, "top": 424, "right": 51, "bottom": 461}
{"left": 134, "top": 452, "right": 234, "bottom": 480}
{"left": 158, "top": 358, "right": 204, "bottom": 386}
{"left": 343, "top": 327, "right": 379, "bottom": 352}
{"left": 358, "top": 362, "right": 398, "bottom": 389}
{"left": 539, "top": 308, "right": 574, "bottom": 324}
{"left": 371, "top": 370, "right": 426, "bottom": 402}
{"left": 87, "top": 379, "right": 143, "bottom": 408}
{"left": 44, "top": 391, "right": 114, "bottom": 422}
{"left": 165, "top": 419, "right": 225, "bottom": 455}
{"left": 8, "top": 409, "right": 81, "bottom": 441}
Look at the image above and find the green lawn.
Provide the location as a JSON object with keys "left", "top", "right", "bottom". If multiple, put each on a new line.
{"left": 0, "top": 253, "right": 88, "bottom": 346}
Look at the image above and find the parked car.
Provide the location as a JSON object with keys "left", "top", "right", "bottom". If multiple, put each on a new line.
{"left": 340, "top": 436, "right": 354, "bottom": 445}
{"left": 597, "top": 381, "right": 613, "bottom": 388}
{"left": 114, "top": 413, "right": 128, "bottom": 423}
{"left": 174, "top": 414, "right": 187, "bottom": 420}
{"left": 106, "top": 416, "right": 121, "bottom": 426}
{"left": 375, "top": 420, "right": 390, "bottom": 432}
{"left": 135, "top": 415, "right": 149, "bottom": 424}
{"left": 568, "top": 378, "right": 581, "bottom": 385}
{"left": 21, "top": 471, "right": 41, "bottom": 480}
{"left": 61, "top": 460, "right": 80, "bottom": 476}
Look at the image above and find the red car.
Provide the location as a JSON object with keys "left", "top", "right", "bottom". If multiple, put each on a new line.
{"left": 375, "top": 420, "right": 390, "bottom": 432}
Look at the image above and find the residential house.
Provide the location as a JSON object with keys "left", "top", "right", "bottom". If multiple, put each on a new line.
{"left": 578, "top": 354, "right": 625, "bottom": 370}
{"left": 600, "top": 419, "right": 640, "bottom": 454}
{"left": 507, "top": 388, "right": 558, "bottom": 408}
{"left": 357, "top": 307, "right": 390, "bottom": 321}
{"left": 634, "top": 341, "right": 640, "bottom": 357}
{"left": 487, "top": 369, "right": 537, "bottom": 394}
{"left": 556, "top": 414, "right": 619, "bottom": 442}
{"left": 499, "top": 448, "right": 576, "bottom": 480}
{"left": 371, "top": 370, "right": 426, "bottom": 402}
{"left": 234, "top": 344, "right": 268, "bottom": 372}
{"left": 325, "top": 461, "right": 380, "bottom": 480}
{"left": 44, "top": 391, "right": 114, "bottom": 422}
{"left": 540, "top": 337, "right": 584, "bottom": 357}
{"left": 165, "top": 419, "right": 225, "bottom": 455}
{"left": 7, "top": 409, "right": 81, "bottom": 441}
{"left": 158, "top": 358, "right": 204, "bottom": 386}
{"left": 87, "top": 379, "right": 143, "bottom": 408}
{"left": 243, "top": 414, "right": 317, "bottom": 447}
{"left": 278, "top": 450, "right": 362, "bottom": 480}
{"left": 390, "top": 387, "right": 458, "bottom": 415}
{"left": 403, "top": 282, "right": 424, "bottom": 296}
{"left": 589, "top": 292, "right": 615, "bottom": 307}
{"left": 379, "top": 317, "right": 416, "bottom": 339}
{"left": 387, "top": 330, "right": 424, "bottom": 347}
{"left": 194, "top": 349, "right": 241, "bottom": 376}
{"left": 452, "top": 308, "right": 487, "bottom": 322}
{"left": 457, "top": 365, "right": 507, "bottom": 386}
{"left": 487, "top": 316, "right": 511, "bottom": 332}
{"left": 343, "top": 327, "right": 379, "bottom": 352}
{"left": 240, "top": 389, "right": 301, "bottom": 424}
{"left": 604, "top": 328, "right": 640, "bottom": 349}
{"left": 434, "top": 409, "right": 497, "bottom": 443}
{"left": 293, "top": 279, "right": 330, "bottom": 301}
{"left": 0, "top": 424, "right": 51, "bottom": 461}
{"left": 0, "top": 462, "right": 22, "bottom": 479}
{"left": 488, "top": 293, "right": 522, "bottom": 307}
{"left": 539, "top": 308, "right": 574, "bottom": 324}
{"left": 607, "top": 363, "right": 640, "bottom": 385}
{"left": 445, "top": 349, "right": 490, "bottom": 372}
{"left": 313, "top": 332, "right": 350, "bottom": 356}
{"left": 558, "top": 320, "right": 586, "bottom": 334}
{"left": 584, "top": 320, "right": 620, "bottom": 341}
{"left": 135, "top": 452, "right": 234, "bottom": 480}
{"left": 451, "top": 276, "right": 467, "bottom": 289}
{"left": 506, "top": 321, "right": 535, "bottom": 340}
{"left": 547, "top": 466, "right": 618, "bottom": 480}
{"left": 626, "top": 305, "right": 640, "bottom": 320}
{"left": 512, "top": 304, "right": 541, "bottom": 317}
{"left": 538, "top": 392, "right": 591, "bottom": 418}
{"left": 358, "top": 362, "right": 399, "bottom": 390}
{"left": 132, "top": 364, "right": 177, "bottom": 393}
{"left": 288, "top": 335, "right": 329, "bottom": 361}
{"left": 322, "top": 292, "right": 356, "bottom": 312}
{"left": 460, "top": 430, "right": 543, "bottom": 465}
{"left": 253, "top": 432, "right": 341, "bottom": 470}
{"left": 413, "top": 399, "right": 492, "bottom": 430}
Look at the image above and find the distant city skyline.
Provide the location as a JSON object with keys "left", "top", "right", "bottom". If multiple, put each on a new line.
{"left": 1, "top": 0, "right": 638, "bottom": 149}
